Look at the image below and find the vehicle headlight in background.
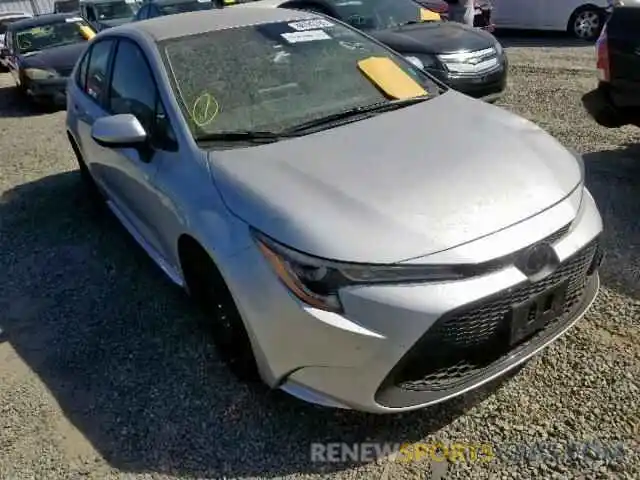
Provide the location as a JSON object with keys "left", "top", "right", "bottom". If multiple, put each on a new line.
{"left": 23, "top": 68, "right": 59, "bottom": 80}
{"left": 253, "top": 230, "right": 466, "bottom": 313}
{"left": 405, "top": 54, "right": 439, "bottom": 71}
{"left": 494, "top": 41, "right": 504, "bottom": 56}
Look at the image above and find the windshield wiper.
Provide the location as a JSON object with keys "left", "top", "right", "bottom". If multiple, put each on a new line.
{"left": 195, "top": 130, "right": 287, "bottom": 144}
{"left": 281, "top": 96, "right": 429, "bottom": 135}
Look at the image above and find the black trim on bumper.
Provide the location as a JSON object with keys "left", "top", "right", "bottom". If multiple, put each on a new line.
{"left": 374, "top": 240, "right": 602, "bottom": 409}
{"left": 25, "top": 78, "right": 67, "bottom": 107}
{"left": 447, "top": 66, "right": 507, "bottom": 101}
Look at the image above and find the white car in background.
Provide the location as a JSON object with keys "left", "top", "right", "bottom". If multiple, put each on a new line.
{"left": 491, "top": 0, "right": 610, "bottom": 40}
{"left": 0, "top": 11, "right": 32, "bottom": 69}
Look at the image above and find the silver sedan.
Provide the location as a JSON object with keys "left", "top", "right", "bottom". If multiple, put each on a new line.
{"left": 65, "top": 7, "right": 603, "bottom": 413}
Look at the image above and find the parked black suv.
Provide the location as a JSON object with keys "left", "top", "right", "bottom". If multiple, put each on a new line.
{"left": 582, "top": 1, "right": 640, "bottom": 129}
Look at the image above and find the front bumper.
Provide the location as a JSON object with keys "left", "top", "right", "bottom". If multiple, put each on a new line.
{"left": 429, "top": 58, "right": 508, "bottom": 102}
{"left": 221, "top": 187, "right": 602, "bottom": 413}
{"left": 24, "top": 77, "right": 67, "bottom": 107}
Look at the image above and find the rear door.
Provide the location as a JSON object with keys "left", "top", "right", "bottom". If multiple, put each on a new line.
{"left": 607, "top": 5, "right": 640, "bottom": 106}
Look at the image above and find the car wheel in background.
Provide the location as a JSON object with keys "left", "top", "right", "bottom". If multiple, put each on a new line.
{"left": 180, "top": 241, "right": 261, "bottom": 383}
{"left": 568, "top": 6, "right": 604, "bottom": 41}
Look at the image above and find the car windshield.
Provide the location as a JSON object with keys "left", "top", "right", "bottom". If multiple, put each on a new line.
{"left": 332, "top": 0, "right": 422, "bottom": 31}
{"left": 158, "top": 1, "right": 214, "bottom": 14}
{"left": 160, "top": 20, "right": 438, "bottom": 140}
{"left": 15, "top": 19, "right": 92, "bottom": 54}
{"left": 95, "top": 1, "right": 137, "bottom": 20}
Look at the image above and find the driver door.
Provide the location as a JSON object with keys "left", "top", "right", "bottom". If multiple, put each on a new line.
{"left": 96, "top": 38, "right": 181, "bottom": 261}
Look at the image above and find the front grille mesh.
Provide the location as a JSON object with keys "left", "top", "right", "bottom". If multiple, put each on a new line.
{"left": 392, "top": 237, "right": 598, "bottom": 392}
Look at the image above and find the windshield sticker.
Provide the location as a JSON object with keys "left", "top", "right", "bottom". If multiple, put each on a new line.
{"left": 281, "top": 30, "right": 331, "bottom": 44}
{"left": 79, "top": 25, "right": 95, "bottom": 40}
{"left": 338, "top": 40, "right": 365, "bottom": 51}
{"left": 191, "top": 92, "right": 219, "bottom": 127}
{"left": 357, "top": 56, "right": 427, "bottom": 100}
{"left": 287, "top": 19, "right": 334, "bottom": 31}
{"left": 419, "top": 8, "right": 441, "bottom": 22}
{"left": 65, "top": 16, "right": 84, "bottom": 22}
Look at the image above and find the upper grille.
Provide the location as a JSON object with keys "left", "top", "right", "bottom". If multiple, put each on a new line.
{"left": 387, "top": 238, "right": 599, "bottom": 393}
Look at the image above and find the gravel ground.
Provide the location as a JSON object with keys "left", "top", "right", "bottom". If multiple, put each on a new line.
{"left": 0, "top": 35, "right": 638, "bottom": 480}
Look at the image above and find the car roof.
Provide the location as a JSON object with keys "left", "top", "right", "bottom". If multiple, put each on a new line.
{"left": 0, "top": 12, "right": 33, "bottom": 19}
{"left": 79, "top": 0, "right": 135, "bottom": 4}
{"left": 146, "top": 0, "right": 214, "bottom": 5}
{"left": 110, "top": 6, "right": 315, "bottom": 41}
{"left": 6, "top": 12, "right": 84, "bottom": 30}
{"left": 231, "top": 0, "right": 285, "bottom": 7}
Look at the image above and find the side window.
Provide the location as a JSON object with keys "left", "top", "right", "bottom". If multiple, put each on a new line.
{"left": 138, "top": 5, "right": 149, "bottom": 19}
{"left": 147, "top": 6, "right": 160, "bottom": 18}
{"left": 108, "top": 40, "right": 176, "bottom": 149}
{"left": 85, "top": 6, "right": 97, "bottom": 21}
{"left": 75, "top": 47, "right": 90, "bottom": 90}
{"left": 85, "top": 39, "right": 114, "bottom": 102}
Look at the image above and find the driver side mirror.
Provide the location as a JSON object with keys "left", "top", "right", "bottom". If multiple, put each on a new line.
{"left": 91, "top": 114, "right": 147, "bottom": 148}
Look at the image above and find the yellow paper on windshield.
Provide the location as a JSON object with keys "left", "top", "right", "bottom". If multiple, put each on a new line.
{"left": 79, "top": 25, "right": 96, "bottom": 40}
{"left": 420, "top": 8, "right": 441, "bottom": 21}
{"left": 357, "top": 57, "right": 427, "bottom": 100}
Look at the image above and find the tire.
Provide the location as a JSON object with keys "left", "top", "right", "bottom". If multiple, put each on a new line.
{"left": 181, "top": 245, "right": 260, "bottom": 383}
{"left": 568, "top": 6, "right": 604, "bottom": 41}
{"left": 69, "top": 134, "right": 104, "bottom": 204}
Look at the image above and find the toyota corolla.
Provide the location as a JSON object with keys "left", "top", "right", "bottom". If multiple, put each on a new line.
{"left": 65, "top": 7, "right": 603, "bottom": 413}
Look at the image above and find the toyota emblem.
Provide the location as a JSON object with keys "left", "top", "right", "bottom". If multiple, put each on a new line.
{"left": 520, "top": 243, "right": 555, "bottom": 276}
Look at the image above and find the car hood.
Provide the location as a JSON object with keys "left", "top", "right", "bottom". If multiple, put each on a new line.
{"left": 208, "top": 91, "right": 582, "bottom": 264}
{"left": 21, "top": 42, "right": 87, "bottom": 74}
{"left": 98, "top": 17, "right": 132, "bottom": 28}
{"left": 370, "top": 21, "right": 495, "bottom": 55}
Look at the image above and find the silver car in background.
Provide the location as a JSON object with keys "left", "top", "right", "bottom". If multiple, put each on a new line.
{"left": 65, "top": 7, "right": 603, "bottom": 413}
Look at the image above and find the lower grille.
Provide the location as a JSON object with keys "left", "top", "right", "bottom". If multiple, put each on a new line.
{"left": 389, "top": 239, "right": 600, "bottom": 392}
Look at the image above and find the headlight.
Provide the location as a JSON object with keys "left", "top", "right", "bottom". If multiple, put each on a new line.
{"left": 24, "top": 68, "right": 59, "bottom": 80}
{"left": 405, "top": 55, "right": 424, "bottom": 70}
{"left": 405, "top": 53, "right": 439, "bottom": 70}
{"left": 253, "top": 230, "right": 466, "bottom": 313}
{"left": 494, "top": 41, "right": 504, "bottom": 56}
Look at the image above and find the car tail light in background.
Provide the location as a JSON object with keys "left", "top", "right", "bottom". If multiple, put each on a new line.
{"left": 596, "top": 24, "right": 610, "bottom": 82}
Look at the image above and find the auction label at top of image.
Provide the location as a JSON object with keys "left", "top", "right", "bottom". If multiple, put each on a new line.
{"left": 288, "top": 19, "right": 334, "bottom": 31}
{"left": 281, "top": 30, "right": 331, "bottom": 44}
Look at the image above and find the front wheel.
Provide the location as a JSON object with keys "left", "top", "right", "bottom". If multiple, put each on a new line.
{"left": 569, "top": 7, "right": 604, "bottom": 41}
{"left": 69, "top": 135, "right": 104, "bottom": 204}
{"left": 182, "top": 248, "right": 261, "bottom": 383}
